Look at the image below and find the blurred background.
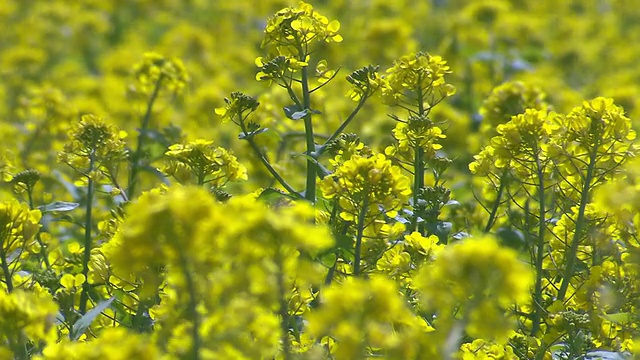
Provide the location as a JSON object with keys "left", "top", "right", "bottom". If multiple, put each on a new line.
{"left": 1, "top": 0, "right": 638, "bottom": 198}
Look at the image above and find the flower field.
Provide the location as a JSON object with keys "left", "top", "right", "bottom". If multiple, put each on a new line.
{"left": 2, "top": 0, "right": 640, "bottom": 359}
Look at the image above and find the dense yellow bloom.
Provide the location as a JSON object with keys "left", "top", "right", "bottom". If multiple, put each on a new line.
{"left": 470, "top": 108, "right": 556, "bottom": 181}
{"left": 320, "top": 153, "right": 411, "bottom": 221}
{"left": 307, "top": 276, "right": 433, "bottom": 359}
{"left": 110, "top": 186, "right": 333, "bottom": 358}
{"left": 0, "top": 200, "right": 41, "bottom": 265}
{"left": 564, "top": 97, "right": 636, "bottom": 143}
{"left": 381, "top": 52, "right": 455, "bottom": 107}
{"left": 0, "top": 289, "right": 58, "bottom": 348}
{"left": 415, "top": 235, "right": 533, "bottom": 342}
{"left": 385, "top": 114, "right": 447, "bottom": 162}
{"left": 457, "top": 339, "right": 518, "bottom": 360}
{"left": 163, "top": 138, "right": 247, "bottom": 186}
{"left": 262, "top": 1, "right": 343, "bottom": 58}
{"left": 38, "top": 328, "right": 159, "bottom": 360}
{"left": 325, "top": 133, "right": 372, "bottom": 168}
{"left": 548, "top": 97, "right": 636, "bottom": 201}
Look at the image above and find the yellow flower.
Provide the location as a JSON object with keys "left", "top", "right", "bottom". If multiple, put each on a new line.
{"left": 38, "top": 328, "right": 159, "bottom": 360}
{"left": 320, "top": 153, "right": 411, "bottom": 221}
{"left": 163, "top": 138, "right": 248, "bottom": 186}
{"left": 479, "top": 81, "right": 549, "bottom": 135}
{"left": 262, "top": 1, "right": 343, "bottom": 58}
{"left": 307, "top": 276, "right": 432, "bottom": 358}
{"left": 0, "top": 289, "right": 58, "bottom": 346}
{"left": 0, "top": 200, "right": 41, "bottom": 256}
{"left": 415, "top": 235, "right": 533, "bottom": 342}
{"left": 381, "top": 52, "right": 454, "bottom": 107}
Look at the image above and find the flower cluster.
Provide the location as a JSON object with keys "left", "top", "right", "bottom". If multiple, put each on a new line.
{"left": 0, "top": 199, "right": 42, "bottom": 288}
{"left": 58, "top": 114, "right": 128, "bottom": 183}
{"left": 549, "top": 97, "right": 636, "bottom": 201}
{"left": 261, "top": 1, "right": 342, "bottom": 58}
{"left": 325, "top": 133, "right": 372, "bottom": 168}
{"left": 38, "top": 328, "right": 158, "bottom": 360}
{"left": 479, "top": 81, "right": 550, "bottom": 135}
{"left": 132, "top": 52, "right": 189, "bottom": 95}
{"left": 320, "top": 153, "right": 411, "bottom": 221}
{"left": 109, "top": 186, "right": 333, "bottom": 358}
{"left": 0, "top": 289, "right": 58, "bottom": 356}
{"left": 381, "top": 52, "right": 456, "bottom": 108}
{"left": 346, "top": 65, "right": 383, "bottom": 101}
{"left": 415, "top": 235, "right": 534, "bottom": 343}
{"left": 470, "top": 108, "right": 555, "bottom": 180}
{"left": 307, "top": 276, "right": 432, "bottom": 358}
{"left": 214, "top": 91, "right": 260, "bottom": 125}
{"left": 385, "top": 114, "right": 447, "bottom": 163}
{"left": 163, "top": 138, "right": 247, "bottom": 186}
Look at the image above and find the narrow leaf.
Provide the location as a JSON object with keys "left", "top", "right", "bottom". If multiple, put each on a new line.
{"left": 283, "top": 104, "right": 302, "bottom": 119}
{"left": 39, "top": 201, "right": 80, "bottom": 213}
{"left": 291, "top": 109, "right": 309, "bottom": 120}
{"left": 71, "top": 297, "right": 115, "bottom": 341}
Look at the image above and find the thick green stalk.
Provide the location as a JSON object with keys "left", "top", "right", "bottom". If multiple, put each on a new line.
{"left": 300, "top": 65, "right": 316, "bottom": 203}
{"left": 79, "top": 151, "right": 96, "bottom": 314}
{"left": 557, "top": 143, "right": 599, "bottom": 301}
{"left": 531, "top": 151, "right": 546, "bottom": 336}
{"left": 128, "top": 75, "right": 164, "bottom": 198}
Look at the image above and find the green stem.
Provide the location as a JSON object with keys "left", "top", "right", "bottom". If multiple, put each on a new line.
{"left": 180, "top": 253, "right": 201, "bottom": 360}
{"left": 238, "top": 115, "right": 300, "bottom": 198}
{"left": 557, "top": 143, "right": 599, "bottom": 301}
{"left": 315, "top": 93, "right": 369, "bottom": 158}
{"left": 412, "top": 146, "right": 424, "bottom": 232}
{"left": 0, "top": 249, "right": 13, "bottom": 292}
{"left": 413, "top": 80, "right": 425, "bottom": 233}
{"left": 301, "top": 65, "right": 316, "bottom": 204}
{"left": 79, "top": 151, "right": 96, "bottom": 315}
{"left": 27, "top": 185, "right": 50, "bottom": 269}
{"left": 354, "top": 194, "right": 369, "bottom": 276}
{"left": 128, "top": 75, "right": 164, "bottom": 198}
{"left": 484, "top": 170, "right": 508, "bottom": 233}
{"left": 324, "top": 222, "right": 349, "bottom": 286}
{"left": 531, "top": 150, "right": 546, "bottom": 336}
{"left": 275, "top": 247, "right": 291, "bottom": 360}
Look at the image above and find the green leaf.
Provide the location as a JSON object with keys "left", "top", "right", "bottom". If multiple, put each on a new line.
{"left": 257, "top": 188, "right": 300, "bottom": 205}
{"left": 283, "top": 105, "right": 320, "bottom": 120}
{"left": 70, "top": 297, "right": 115, "bottom": 341}
{"left": 283, "top": 104, "right": 302, "bottom": 119}
{"left": 38, "top": 201, "right": 80, "bottom": 213}
{"left": 291, "top": 109, "right": 310, "bottom": 120}
{"left": 238, "top": 128, "right": 269, "bottom": 140}
{"left": 601, "top": 312, "right": 633, "bottom": 325}
{"left": 585, "top": 350, "right": 630, "bottom": 360}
